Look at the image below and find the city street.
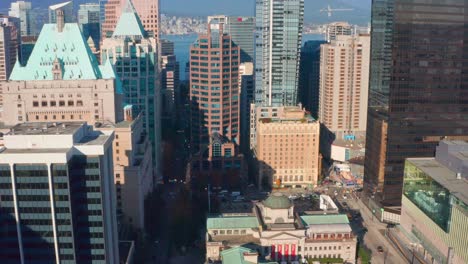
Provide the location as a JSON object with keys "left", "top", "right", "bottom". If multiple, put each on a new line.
{"left": 333, "top": 192, "right": 407, "bottom": 264}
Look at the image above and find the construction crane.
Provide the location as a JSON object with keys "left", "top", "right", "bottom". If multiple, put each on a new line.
{"left": 320, "top": 5, "right": 354, "bottom": 17}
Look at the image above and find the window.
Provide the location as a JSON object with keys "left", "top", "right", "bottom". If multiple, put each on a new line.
{"left": 68, "top": 100, "right": 74, "bottom": 106}
{"left": 77, "top": 100, "right": 83, "bottom": 106}
{"left": 50, "top": 101, "right": 56, "bottom": 106}
{"left": 59, "top": 100, "right": 65, "bottom": 107}
{"left": 33, "top": 101, "right": 39, "bottom": 107}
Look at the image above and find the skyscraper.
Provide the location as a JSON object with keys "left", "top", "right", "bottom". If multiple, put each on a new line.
{"left": 239, "top": 62, "right": 254, "bottom": 153}
{"left": 189, "top": 22, "right": 244, "bottom": 188}
{"left": 298, "top": 40, "right": 326, "bottom": 118}
{"left": 48, "top": 1, "right": 74, "bottom": 24}
{"left": 78, "top": 3, "right": 101, "bottom": 49}
{"left": 364, "top": 0, "right": 468, "bottom": 207}
{"left": 325, "top": 22, "right": 353, "bottom": 43}
{"left": 207, "top": 15, "right": 255, "bottom": 63}
{"left": 101, "top": 3, "right": 161, "bottom": 180}
{"left": 190, "top": 22, "right": 240, "bottom": 151}
{"left": 0, "top": 122, "right": 119, "bottom": 263}
{"left": 0, "top": 16, "right": 21, "bottom": 82}
{"left": 8, "top": 1, "right": 34, "bottom": 37}
{"left": 318, "top": 34, "right": 370, "bottom": 138}
{"left": 254, "top": 0, "right": 304, "bottom": 106}
{"left": 100, "top": 0, "right": 160, "bottom": 41}
{"left": 161, "top": 50, "right": 179, "bottom": 123}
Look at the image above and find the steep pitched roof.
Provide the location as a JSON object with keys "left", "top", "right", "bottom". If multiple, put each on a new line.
{"left": 112, "top": 0, "right": 146, "bottom": 38}
{"left": 10, "top": 23, "right": 112, "bottom": 81}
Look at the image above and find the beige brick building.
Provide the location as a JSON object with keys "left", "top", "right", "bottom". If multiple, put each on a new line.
{"left": 100, "top": 108, "right": 153, "bottom": 230}
{"left": 255, "top": 105, "right": 320, "bottom": 188}
{"left": 318, "top": 34, "right": 370, "bottom": 138}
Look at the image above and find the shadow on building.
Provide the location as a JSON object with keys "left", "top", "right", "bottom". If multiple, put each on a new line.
{"left": 0, "top": 207, "right": 55, "bottom": 263}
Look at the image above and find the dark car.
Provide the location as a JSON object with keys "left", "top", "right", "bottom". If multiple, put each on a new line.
{"left": 377, "top": 246, "right": 384, "bottom": 253}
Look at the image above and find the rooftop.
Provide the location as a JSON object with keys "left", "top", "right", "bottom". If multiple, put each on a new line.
{"left": 207, "top": 215, "right": 259, "bottom": 230}
{"left": 9, "top": 122, "right": 83, "bottom": 136}
{"left": 300, "top": 214, "right": 350, "bottom": 225}
{"left": 10, "top": 22, "right": 119, "bottom": 84}
{"left": 407, "top": 158, "right": 468, "bottom": 205}
{"left": 112, "top": 0, "right": 146, "bottom": 38}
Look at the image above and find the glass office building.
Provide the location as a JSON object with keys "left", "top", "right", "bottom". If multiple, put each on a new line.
{"left": 364, "top": 0, "right": 468, "bottom": 206}
{"left": 101, "top": 5, "right": 161, "bottom": 177}
{"left": 254, "top": 0, "right": 304, "bottom": 107}
{"left": 0, "top": 122, "right": 119, "bottom": 264}
{"left": 401, "top": 141, "right": 468, "bottom": 264}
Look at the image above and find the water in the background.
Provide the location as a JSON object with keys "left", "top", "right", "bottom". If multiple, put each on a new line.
{"left": 162, "top": 33, "right": 324, "bottom": 80}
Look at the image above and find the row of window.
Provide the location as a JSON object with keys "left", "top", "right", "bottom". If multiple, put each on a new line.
{"left": 32, "top": 100, "right": 86, "bottom": 107}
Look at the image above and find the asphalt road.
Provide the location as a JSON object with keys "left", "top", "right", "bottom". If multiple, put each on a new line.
{"left": 336, "top": 195, "right": 407, "bottom": 264}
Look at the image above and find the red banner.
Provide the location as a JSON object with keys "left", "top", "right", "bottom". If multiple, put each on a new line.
{"left": 291, "top": 244, "right": 296, "bottom": 260}
{"left": 271, "top": 245, "right": 275, "bottom": 260}
{"left": 278, "top": 244, "right": 282, "bottom": 260}
{"left": 284, "top": 244, "right": 289, "bottom": 260}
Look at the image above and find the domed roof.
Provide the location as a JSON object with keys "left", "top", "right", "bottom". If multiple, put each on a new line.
{"left": 262, "top": 192, "right": 292, "bottom": 209}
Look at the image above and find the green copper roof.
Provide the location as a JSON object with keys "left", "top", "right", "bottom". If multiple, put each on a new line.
{"left": 262, "top": 192, "right": 292, "bottom": 209}
{"left": 112, "top": 1, "right": 146, "bottom": 38}
{"left": 10, "top": 23, "right": 115, "bottom": 81}
{"left": 300, "top": 214, "right": 350, "bottom": 226}
{"left": 207, "top": 216, "right": 259, "bottom": 229}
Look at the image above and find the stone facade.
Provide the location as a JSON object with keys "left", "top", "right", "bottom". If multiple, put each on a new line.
{"left": 206, "top": 193, "right": 357, "bottom": 263}
{"left": 255, "top": 105, "right": 320, "bottom": 188}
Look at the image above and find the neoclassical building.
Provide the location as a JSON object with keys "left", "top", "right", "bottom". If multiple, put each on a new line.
{"left": 206, "top": 193, "right": 357, "bottom": 263}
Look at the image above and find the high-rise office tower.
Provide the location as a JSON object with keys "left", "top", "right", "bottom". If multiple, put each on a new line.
{"left": 160, "top": 39, "right": 174, "bottom": 56}
{"left": 189, "top": 22, "right": 245, "bottom": 188}
{"left": 0, "top": 16, "right": 21, "bottom": 83}
{"left": 48, "top": 1, "right": 74, "bottom": 24}
{"left": 0, "top": 122, "right": 119, "bottom": 263}
{"left": 298, "top": 40, "right": 326, "bottom": 118}
{"left": 318, "top": 34, "right": 370, "bottom": 138}
{"left": 207, "top": 15, "right": 255, "bottom": 63}
{"left": 190, "top": 22, "right": 240, "bottom": 152}
{"left": 161, "top": 52, "right": 179, "bottom": 123}
{"left": 100, "top": 0, "right": 160, "bottom": 41}
{"left": 364, "top": 0, "right": 468, "bottom": 207}
{"left": 239, "top": 62, "right": 254, "bottom": 153}
{"left": 254, "top": 0, "right": 304, "bottom": 106}
{"left": 78, "top": 3, "right": 101, "bottom": 49}
{"left": 325, "top": 22, "right": 353, "bottom": 43}
{"left": 101, "top": 3, "right": 161, "bottom": 180}
{"left": 8, "top": 1, "right": 34, "bottom": 37}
